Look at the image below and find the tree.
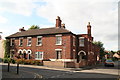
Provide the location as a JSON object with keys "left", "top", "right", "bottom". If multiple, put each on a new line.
{"left": 28, "top": 25, "right": 40, "bottom": 30}
{"left": 4, "top": 39, "right": 10, "bottom": 58}
{"left": 93, "top": 41, "right": 105, "bottom": 59}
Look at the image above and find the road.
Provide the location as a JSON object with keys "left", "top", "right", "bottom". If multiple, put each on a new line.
{"left": 1, "top": 61, "right": 120, "bottom": 79}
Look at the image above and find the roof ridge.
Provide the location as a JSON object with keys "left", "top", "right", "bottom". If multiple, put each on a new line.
{"left": 6, "top": 27, "right": 72, "bottom": 38}
{"left": 27, "top": 27, "right": 56, "bottom": 31}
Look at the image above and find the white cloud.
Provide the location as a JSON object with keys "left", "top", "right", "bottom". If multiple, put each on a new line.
{"left": 36, "top": 0, "right": 118, "bottom": 51}
{"left": 0, "top": 0, "right": 118, "bottom": 51}
{"left": 0, "top": 16, "right": 8, "bottom": 23}
{"left": 0, "top": 0, "right": 43, "bottom": 16}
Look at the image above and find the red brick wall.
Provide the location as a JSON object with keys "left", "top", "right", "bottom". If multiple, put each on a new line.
{"left": 10, "top": 34, "right": 73, "bottom": 60}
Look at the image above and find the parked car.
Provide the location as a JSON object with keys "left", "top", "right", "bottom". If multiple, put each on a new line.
{"left": 104, "top": 60, "right": 114, "bottom": 67}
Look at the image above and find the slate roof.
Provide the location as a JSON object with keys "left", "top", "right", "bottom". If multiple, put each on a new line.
{"left": 6, "top": 27, "right": 72, "bottom": 38}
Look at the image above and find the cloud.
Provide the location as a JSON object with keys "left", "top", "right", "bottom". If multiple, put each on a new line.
{"left": 0, "top": 0, "right": 118, "bottom": 51}
{"left": 0, "top": 16, "right": 8, "bottom": 23}
{"left": 0, "top": 0, "right": 44, "bottom": 16}
{"left": 36, "top": 0, "right": 118, "bottom": 51}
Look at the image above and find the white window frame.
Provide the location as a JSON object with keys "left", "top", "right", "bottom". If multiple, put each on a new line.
{"left": 36, "top": 36, "right": 42, "bottom": 46}
{"left": 19, "top": 37, "right": 23, "bottom": 46}
{"left": 79, "top": 37, "right": 85, "bottom": 47}
{"left": 56, "top": 35, "right": 62, "bottom": 45}
{"left": 10, "top": 38, "right": 15, "bottom": 46}
{"left": 35, "top": 52, "right": 44, "bottom": 60}
{"left": 27, "top": 37, "right": 32, "bottom": 46}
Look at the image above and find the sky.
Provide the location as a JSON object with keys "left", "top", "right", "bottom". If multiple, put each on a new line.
{"left": 0, "top": 0, "right": 119, "bottom": 51}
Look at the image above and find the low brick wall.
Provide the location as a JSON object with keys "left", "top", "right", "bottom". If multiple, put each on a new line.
{"left": 43, "top": 61, "right": 76, "bottom": 68}
{"left": 43, "top": 61, "right": 65, "bottom": 68}
{"left": 65, "top": 62, "right": 75, "bottom": 68}
{"left": 75, "top": 60, "right": 87, "bottom": 68}
{"left": 43, "top": 61, "right": 89, "bottom": 68}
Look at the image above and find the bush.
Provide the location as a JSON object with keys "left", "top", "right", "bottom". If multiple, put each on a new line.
{"left": 24, "top": 60, "right": 31, "bottom": 64}
{"left": 16, "top": 59, "right": 25, "bottom": 64}
{"left": 3, "top": 58, "right": 11, "bottom": 63}
{"left": 3, "top": 58, "right": 9, "bottom": 63}
{"left": 34, "top": 60, "right": 40, "bottom": 65}
{"left": 3, "top": 58, "right": 16, "bottom": 64}
{"left": 112, "top": 57, "right": 118, "bottom": 61}
{"left": 3, "top": 58, "right": 43, "bottom": 66}
{"left": 11, "top": 59, "right": 16, "bottom": 64}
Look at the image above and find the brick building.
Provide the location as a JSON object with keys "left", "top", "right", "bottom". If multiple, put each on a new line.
{"left": 6, "top": 16, "right": 100, "bottom": 68}
{"left": 0, "top": 39, "right": 4, "bottom": 58}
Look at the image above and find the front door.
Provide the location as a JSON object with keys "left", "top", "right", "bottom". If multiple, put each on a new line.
{"left": 56, "top": 51, "right": 62, "bottom": 59}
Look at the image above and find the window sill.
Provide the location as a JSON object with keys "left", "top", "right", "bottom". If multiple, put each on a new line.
{"left": 56, "top": 44, "right": 62, "bottom": 46}
{"left": 35, "top": 58, "right": 43, "bottom": 60}
{"left": 27, "top": 45, "right": 32, "bottom": 47}
{"left": 79, "top": 46, "right": 84, "bottom": 47}
{"left": 19, "top": 46, "right": 23, "bottom": 47}
{"left": 36, "top": 44, "right": 42, "bottom": 46}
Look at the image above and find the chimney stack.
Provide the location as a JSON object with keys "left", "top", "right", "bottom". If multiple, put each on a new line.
{"left": 56, "top": 16, "right": 62, "bottom": 28}
{"left": 19, "top": 27, "right": 26, "bottom": 32}
{"left": 87, "top": 22, "right": 91, "bottom": 37}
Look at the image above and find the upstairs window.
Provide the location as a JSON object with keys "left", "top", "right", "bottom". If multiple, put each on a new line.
{"left": 56, "top": 35, "right": 62, "bottom": 45}
{"left": 37, "top": 36, "right": 42, "bottom": 46}
{"left": 11, "top": 38, "right": 15, "bottom": 46}
{"left": 19, "top": 38, "right": 23, "bottom": 46}
{"left": 79, "top": 37, "right": 84, "bottom": 47}
{"left": 35, "top": 52, "right": 43, "bottom": 60}
{"left": 27, "top": 37, "right": 32, "bottom": 46}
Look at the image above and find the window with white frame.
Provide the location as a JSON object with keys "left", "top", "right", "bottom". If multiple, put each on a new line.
{"left": 73, "top": 36, "right": 75, "bottom": 46}
{"left": 37, "top": 36, "right": 42, "bottom": 46}
{"left": 56, "top": 35, "right": 62, "bottom": 45}
{"left": 79, "top": 37, "right": 84, "bottom": 47}
{"left": 35, "top": 52, "right": 43, "bottom": 60}
{"left": 10, "top": 38, "right": 15, "bottom": 46}
{"left": 27, "top": 37, "right": 32, "bottom": 46}
{"left": 19, "top": 38, "right": 23, "bottom": 46}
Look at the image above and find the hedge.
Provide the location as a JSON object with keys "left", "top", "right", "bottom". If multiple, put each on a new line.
{"left": 3, "top": 58, "right": 43, "bottom": 66}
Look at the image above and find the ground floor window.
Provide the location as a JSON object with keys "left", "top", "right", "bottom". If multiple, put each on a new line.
{"left": 35, "top": 52, "right": 43, "bottom": 60}
{"left": 27, "top": 51, "right": 31, "bottom": 59}
{"left": 23, "top": 53, "right": 27, "bottom": 59}
{"left": 28, "top": 54, "right": 31, "bottom": 59}
{"left": 56, "top": 51, "right": 62, "bottom": 59}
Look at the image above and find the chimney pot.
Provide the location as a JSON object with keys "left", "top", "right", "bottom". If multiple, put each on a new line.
{"left": 61, "top": 23, "right": 65, "bottom": 28}
{"left": 19, "top": 27, "right": 26, "bottom": 32}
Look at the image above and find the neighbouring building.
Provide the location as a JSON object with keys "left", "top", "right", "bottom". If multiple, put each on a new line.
{"left": 113, "top": 53, "right": 120, "bottom": 59}
{"left": 0, "top": 36, "right": 5, "bottom": 58}
{"left": 6, "top": 16, "right": 100, "bottom": 68}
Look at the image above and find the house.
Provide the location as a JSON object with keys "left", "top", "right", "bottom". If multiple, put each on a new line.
{"left": 0, "top": 36, "right": 5, "bottom": 58}
{"left": 113, "top": 53, "right": 120, "bottom": 59}
{"left": 6, "top": 16, "right": 100, "bottom": 68}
